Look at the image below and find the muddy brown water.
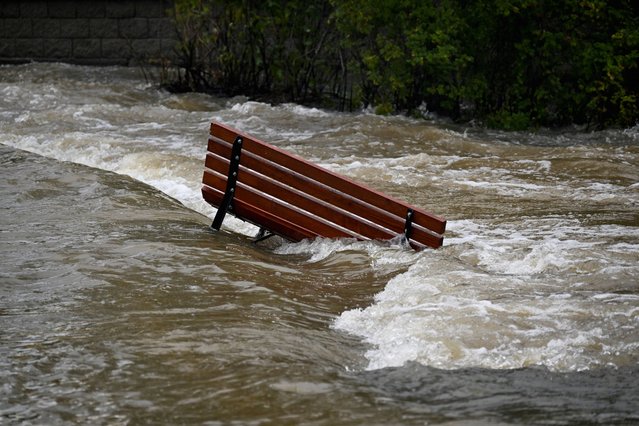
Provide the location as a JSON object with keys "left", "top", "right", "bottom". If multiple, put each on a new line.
{"left": 1, "top": 63, "right": 638, "bottom": 424}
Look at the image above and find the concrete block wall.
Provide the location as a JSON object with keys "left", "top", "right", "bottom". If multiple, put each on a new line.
{"left": 0, "top": 0, "right": 178, "bottom": 65}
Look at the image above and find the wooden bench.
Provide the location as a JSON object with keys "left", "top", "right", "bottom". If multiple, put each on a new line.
{"left": 202, "top": 122, "right": 446, "bottom": 250}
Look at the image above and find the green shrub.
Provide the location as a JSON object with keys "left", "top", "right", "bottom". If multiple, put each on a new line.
{"left": 166, "top": 0, "right": 639, "bottom": 129}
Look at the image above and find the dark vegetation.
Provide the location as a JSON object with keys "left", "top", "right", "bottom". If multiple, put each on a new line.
{"left": 165, "top": 0, "right": 638, "bottom": 130}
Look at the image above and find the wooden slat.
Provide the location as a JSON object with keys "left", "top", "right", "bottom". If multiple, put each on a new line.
{"left": 202, "top": 169, "right": 362, "bottom": 241}
{"left": 203, "top": 185, "right": 316, "bottom": 241}
{"left": 204, "top": 180, "right": 428, "bottom": 250}
{"left": 203, "top": 122, "right": 444, "bottom": 249}
{"left": 211, "top": 122, "right": 446, "bottom": 236}
{"left": 208, "top": 137, "right": 403, "bottom": 232}
{"left": 207, "top": 136, "right": 443, "bottom": 248}
{"left": 211, "top": 123, "right": 446, "bottom": 234}
{"left": 205, "top": 148, "right": 400, "bottom": 241}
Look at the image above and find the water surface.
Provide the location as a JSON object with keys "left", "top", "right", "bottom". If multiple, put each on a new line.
{"left": 1, "top": 63, "right": 638, "bottom": 424}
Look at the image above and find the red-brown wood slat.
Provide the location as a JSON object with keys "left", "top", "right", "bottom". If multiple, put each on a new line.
{"left": 207, "top": 137, "right": 398, "bottom": 229}
{"left": 205, "top": 137, "right": 441, "bottom": 249}
{"left": 202, "top": 168, "right": 364, "bottom": 241}
{"left": 202, "top": 185, "right": 317, "bottom": 241}
{"left": 202, "top": 121, "right": 445, "bottom": 249}
{"left": 205, "top": 152, "right": 399, "bottom": 241}
{"left": 211, "top": 122, "right": 446, "bottom": 236}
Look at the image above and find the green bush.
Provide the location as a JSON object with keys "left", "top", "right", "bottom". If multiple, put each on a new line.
{"left": 166, "top": 0, "right": 639, "bottom": 129}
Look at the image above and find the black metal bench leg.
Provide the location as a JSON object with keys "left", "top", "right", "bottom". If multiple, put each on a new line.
{"left": 211, "top": 136, "right": 243, "bottom": 231}
{"left": 401, "top": 208, "right": 414, "bottom": 246}
{"left": 253, "top": 227, "right": 275, "bottom": 243}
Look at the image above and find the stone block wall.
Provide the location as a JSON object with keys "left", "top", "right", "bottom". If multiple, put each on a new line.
{"left": 0, "top": 0, "right": 178, "bottom": 65}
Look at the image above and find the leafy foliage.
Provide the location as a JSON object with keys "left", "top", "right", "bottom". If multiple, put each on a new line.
{"left": 167, "top": 0, "right": 639, "bottom": 129}
{"left": 168, "top": 0, "right": 348, "bottom": 108}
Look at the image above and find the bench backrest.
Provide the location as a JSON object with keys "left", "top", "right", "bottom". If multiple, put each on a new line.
{"left": 202, "top": 122, "right": 446, "bottom": 250}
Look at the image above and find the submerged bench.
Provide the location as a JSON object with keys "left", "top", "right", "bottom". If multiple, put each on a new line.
{"left": 202, "top": 122, "right": 446, "bottom": 250}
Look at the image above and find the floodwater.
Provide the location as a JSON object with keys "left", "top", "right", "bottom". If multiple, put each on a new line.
{"left": 1, "top": 63, "right": 638, "bottom": 425}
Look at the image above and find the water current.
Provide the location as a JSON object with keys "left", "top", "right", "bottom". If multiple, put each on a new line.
{"left": 1, "top": 63, "right": 638, "bottom": 424}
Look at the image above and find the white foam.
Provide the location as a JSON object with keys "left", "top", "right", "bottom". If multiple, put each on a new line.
{"left": 622, "top": 123, "right": 639, "bottom": 140}
{"left": 333, "top": 213, "right": 639, "bottom": 372}
{"left": 319, "top": 153, "right": 448, "bottom": 187}
{"left": 281, "top": 103, "right": 330, "bottom": 118}
{"left": 334, "top": 257, "right": 638, "bottom": 371}
{"left": 273, "top": 236, "right": 417, "bottom": 265}
{"left": 230, "top": 101, "right": 269, "bottom": 116}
